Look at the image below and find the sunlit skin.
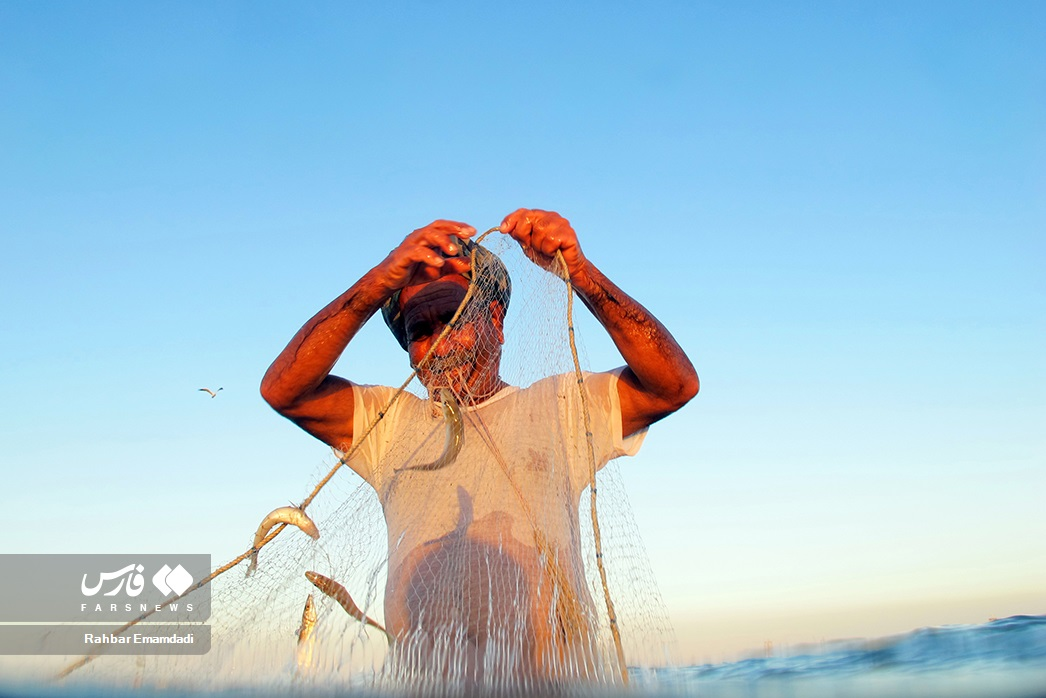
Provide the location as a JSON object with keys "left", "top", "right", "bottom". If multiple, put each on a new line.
{"left": 260, "top": 210, "right": 698, "bottom": 450}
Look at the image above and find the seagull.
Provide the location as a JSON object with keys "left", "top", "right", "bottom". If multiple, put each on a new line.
{"left": 198, "top": 387, "right": 223, "bottom": 398}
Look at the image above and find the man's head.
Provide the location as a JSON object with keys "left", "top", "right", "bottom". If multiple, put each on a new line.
{"left": 381, "top": 239, "right": 511, "bottom": 397}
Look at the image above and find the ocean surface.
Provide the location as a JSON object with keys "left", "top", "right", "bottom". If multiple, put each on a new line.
{"left": 644, "top": 613, "right": 1046, "bottom": 698}
{"left": 1, "top": 615, "right": 1044, "bottom": 698}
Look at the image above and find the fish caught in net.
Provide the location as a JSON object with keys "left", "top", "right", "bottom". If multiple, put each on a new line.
{"left": 58, "top": 229, "right": 679, "bottom": 696}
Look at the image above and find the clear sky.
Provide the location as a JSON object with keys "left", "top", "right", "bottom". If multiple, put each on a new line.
{"left": 2, "top": 1, "right": 1043, "bottom": 664}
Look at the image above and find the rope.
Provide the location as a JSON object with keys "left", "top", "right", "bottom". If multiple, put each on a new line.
{"left": 555, "top": 250, "right": 629, "bottom": 684}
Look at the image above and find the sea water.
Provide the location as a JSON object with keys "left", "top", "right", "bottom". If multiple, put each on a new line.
{"left": 1, "top": 615, "right": 1044, "bottom": 697}
{"left": 642, "top": 614, "right": 1046, "bottom": 698}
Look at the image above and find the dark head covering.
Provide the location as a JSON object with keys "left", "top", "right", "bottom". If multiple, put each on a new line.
{"left": 381, "top": 237, "right": 511, "bottom": 350}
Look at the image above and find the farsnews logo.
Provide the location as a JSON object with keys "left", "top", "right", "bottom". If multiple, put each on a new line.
{"left": 0, "top": 554, "right": 210, "bottom": 625}
{"left": 81, "top": 563, "right": 194, "bottom": 598}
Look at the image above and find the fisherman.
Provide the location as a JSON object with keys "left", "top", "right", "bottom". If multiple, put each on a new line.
{"left": 260, "top": 209, "right": 698, "bottom": 687}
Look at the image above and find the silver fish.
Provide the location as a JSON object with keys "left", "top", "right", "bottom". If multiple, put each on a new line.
{"left": 295, "top": 594, "right": 317, "bottom": 671}
{"left": 400, "top": 388, "right": 463, "bottom": 471}
{"left": 247, "top": 505, "right": 320, "bottom": 576}
{"left": 297, "top": 593, "right": 317, "bottom": 643}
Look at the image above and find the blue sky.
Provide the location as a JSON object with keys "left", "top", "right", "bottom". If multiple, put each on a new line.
{"left": 2, "top": 1, "right": 1043, "bottom": 663}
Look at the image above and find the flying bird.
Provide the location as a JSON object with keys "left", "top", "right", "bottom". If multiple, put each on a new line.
{"left": 198, "top": 387, "right": 223, "bottom": 398}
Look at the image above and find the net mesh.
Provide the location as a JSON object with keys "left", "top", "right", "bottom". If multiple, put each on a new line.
{"left": 59, "top": 231, "right": 676, "bottom": 695}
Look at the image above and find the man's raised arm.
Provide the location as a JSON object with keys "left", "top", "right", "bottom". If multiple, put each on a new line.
{"left": 499, "top": 209, "right": 698, "bottom": 438}
{"left": 260, "top": 220, "right": 476, "bottom": 450}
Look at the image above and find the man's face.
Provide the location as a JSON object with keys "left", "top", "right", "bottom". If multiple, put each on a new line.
{"left": 399, "top": 276, "right": 504, "bottom": 398}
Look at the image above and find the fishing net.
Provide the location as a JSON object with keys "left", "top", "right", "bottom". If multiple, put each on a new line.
{"left": 58, "top": 230, "right": 676, "bottom": 695}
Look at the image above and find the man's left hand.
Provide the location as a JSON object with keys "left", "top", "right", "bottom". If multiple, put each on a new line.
{"left": 499, "top": 209, "right": 588, "bottom": 283}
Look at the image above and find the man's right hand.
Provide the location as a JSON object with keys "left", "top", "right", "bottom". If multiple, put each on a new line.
{"left": 374, "top": 220, "right": 477, "bottom": 295}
